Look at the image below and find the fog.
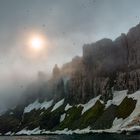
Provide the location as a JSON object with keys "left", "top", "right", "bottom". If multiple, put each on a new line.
{"left": 0, "top": 0, "right": 140, "bottom": 109}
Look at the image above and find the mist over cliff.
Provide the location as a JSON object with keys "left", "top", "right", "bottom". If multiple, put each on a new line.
{"left": 16, "top": 23, "right": 140, "bottom": 106}
{"left": 2, "top": 0, "right": 140, "bottom": 114}
{"left": 1, "top": 23, "right": 140, "bottom": 135}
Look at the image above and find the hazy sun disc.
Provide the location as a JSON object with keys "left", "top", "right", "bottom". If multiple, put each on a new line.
{"left": 25, "top": 33, "right": 48, "bottom": 59}
{"left": 30, "top": 37, "right": 44, "bottom": 51}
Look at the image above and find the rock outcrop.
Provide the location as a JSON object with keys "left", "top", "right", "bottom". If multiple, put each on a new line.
{"left": 52, "top": 24, "right": 140, "bottom": 103}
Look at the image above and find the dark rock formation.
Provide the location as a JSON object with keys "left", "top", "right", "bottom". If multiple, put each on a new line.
{"left": 51, "top": 23, "right": 140, "bottom": 104}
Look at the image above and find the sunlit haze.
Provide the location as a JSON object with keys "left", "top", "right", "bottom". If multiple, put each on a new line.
{"left": 0, "top": 0, "right": 140, "bottom": 105}
{"left": 30, "top": 36, "right": 44, "bottom": 51}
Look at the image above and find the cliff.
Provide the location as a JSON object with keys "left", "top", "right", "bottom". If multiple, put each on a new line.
{"left": 1, "top": 23, "right": 140, "bottom": 135}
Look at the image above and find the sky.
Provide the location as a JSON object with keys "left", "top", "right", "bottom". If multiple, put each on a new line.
{"left": 0, "top": 0, "right": 140, "bottom": 104}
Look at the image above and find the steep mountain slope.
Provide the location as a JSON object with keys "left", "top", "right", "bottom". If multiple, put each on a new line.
{"left": 1, "top": 23, "right": 140, "bottom": 135}
{"left": 1, "top": 90, "right": 140, "bottom": 135}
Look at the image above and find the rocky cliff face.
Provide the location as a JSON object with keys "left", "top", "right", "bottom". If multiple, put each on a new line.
{"left": 21, "top": 22, "right": 140, "bottom": 107}
{"left": 54, "top": 24, "right": 140, "bottom": 104}
{"left": 22, "top": 23, "right": 140, "bottom": 106}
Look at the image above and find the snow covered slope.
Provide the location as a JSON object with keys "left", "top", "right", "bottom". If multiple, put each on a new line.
{"left": 24, "top": 100, "right": 53, "bottom": 113}
{"left": 1, "top": 90, "right": 140, "bottom": 135}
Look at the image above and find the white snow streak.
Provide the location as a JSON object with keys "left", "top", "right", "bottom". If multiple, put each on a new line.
{"left": 51, "top": 99, "right": 64, "bottom": 112}
{"left": 24, "top": 100, "right": 53, "bottom": 113}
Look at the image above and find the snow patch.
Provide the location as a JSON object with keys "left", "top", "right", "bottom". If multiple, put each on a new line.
{"left": 42, "top": 127, "right": 91, "bottom": 135}
{"left": 9, "top": 112, "right": 14, "bottom": 115}
{"left": 5, "top": 131, "right": 11, "bottom": 135}
{"left": 60, "top": 113, "right": 66, "bottom": 122}
{"left": 42, "top": 128, "right": 73, "bottom": 135}
{"left": 122, "top": 126, "right": 140, "bottom": 132}
{"left": 24, "top": 100, "right": 53, "bottom": 113}
{"left": 105, "top": 90, "right": 128, "bottom": 109}
{"left": 74, "top": 126, "right": 91, "bottom": 134}
{"left": 51, "top": 99, "right": 64, "bottom": 112}
{"left": 111, "top": 117, "right": 124, "bottom": 131}
{"left": 81, "top": 95, "right": 101, "bottom": 114}
{"left": 40, "top": 100, "right": 53, "bottom": 110}
{"left": 24, "top": 100, "right": 40, "bottom": 113}
{"left": 16, "top": 127, "right": 41, "bottom": 135}
{"left": 113, "top": 117, "right": 123, "bottom": 127}
{"left": 65, "top": 104, "right": 72, "bottom": 111}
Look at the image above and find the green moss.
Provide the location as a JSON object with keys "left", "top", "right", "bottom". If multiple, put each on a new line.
{"left": 93, "top": 105, "right": 117, "bottom": 129}
{"left": 78, "top": 101, "right": 105, "bottom": 129}
{"left": 40, "top": 104, "right": 65, "bottom": 130}
{"left": 57, "top": 106, "right": 83, "bottom": 130}
{"left": 116, "top": 97, "right": 137, "bottom": 119}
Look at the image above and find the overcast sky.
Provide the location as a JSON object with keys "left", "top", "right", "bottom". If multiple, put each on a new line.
{"left": 0, "top": 0, "right": 140, "bottom": 102}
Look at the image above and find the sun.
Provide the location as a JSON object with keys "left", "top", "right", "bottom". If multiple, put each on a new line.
{"left": 30, "top": 36, "right": 44, "bottom": 51}
{"left": 25, "top": 33, "right": 48, "bottom": 59}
